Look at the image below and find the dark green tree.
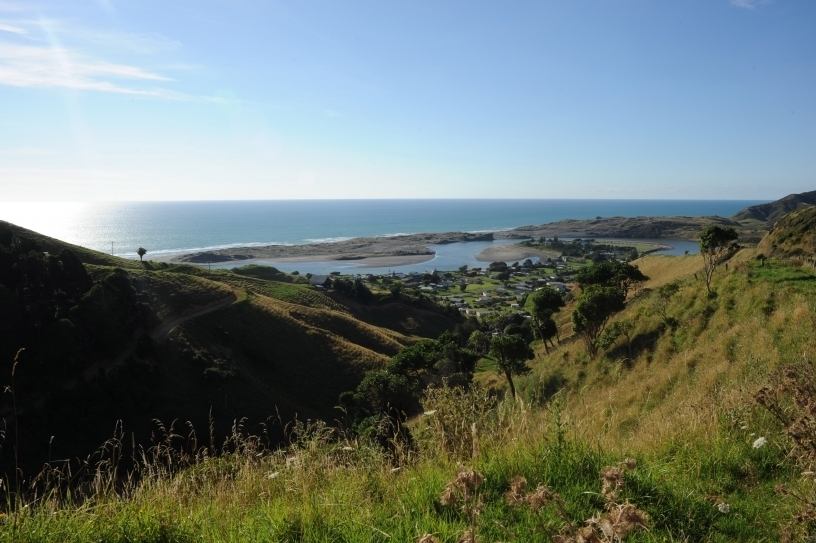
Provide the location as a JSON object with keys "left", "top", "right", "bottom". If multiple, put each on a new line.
{"left": 353, "top": 370, "right": 413, "bottom": 415}
{"left": 699, "top": 226, "right": 739, "bottom": 294}
{"left": 436, "top": 330, "right": 480, "bottom": 377}
{"left": 529, "top": 288, "right": 565, "bottom": 348}
{"left": 576, "top": 261, "right": 649, "bottom": 298}
{"left": 389, "top": 282, "right": 403, "bottom": 298}
{"left": 137, "top": 247, "right": 147, "bottom": 262}
{"left": 532, "top": 309, "right": 558, "bottom": 353}
{"left": 571, "top": 285, "right": 626, "bottom": 357}
{"left": 467, "top": 330, "right": 490, "bottom": 355}
{"left": 385, "top": 340, "right": 442, "bottom": 379}
{"left": 489, "top": 334, "right": 534, "bottom": 400}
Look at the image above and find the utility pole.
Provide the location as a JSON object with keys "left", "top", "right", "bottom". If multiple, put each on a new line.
{"left": 111, "top": 242, "right": 114, "bottom": 255}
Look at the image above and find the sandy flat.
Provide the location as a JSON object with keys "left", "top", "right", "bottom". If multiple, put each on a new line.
{"left": 237, "top": 253, "right": 434, "bottom": 268}
{"left": 165, "top": 231, "right": 497, "bottom": 265}
{"left": 475, "top": 244, "right": 559, "bottom": 263}
{"left": 159, "top": 253, "right": 435, "bottom": 269}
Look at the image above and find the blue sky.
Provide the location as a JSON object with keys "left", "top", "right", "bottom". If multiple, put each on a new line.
{"left": 0, "top": 0, "right": 814, "bottom": 201}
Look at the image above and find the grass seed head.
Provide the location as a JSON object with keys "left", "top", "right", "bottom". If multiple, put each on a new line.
{"left": 617, "top": 503, "right": 649, "bottom": 536}
{"left": 505, "top": 476, "right": 527, "bottom": 506}
{"left": 525, "top": 485, "right": 556, "bottom": 512}
{"left": 600, "top": 466, "right": 624, "bottom": 501}
{"left": 440, "top": 486, "right": 458, "bottom": 506}
{"left": 457, "top": 527, "right": 478, "bottom": 543}
{"left": 417, "top": 535, "right": 440, "bottom": 543}
{"left": 575, "top": 525, "right": 602, "bottom": 543}
{"left": 453, "top": 468, "right": 484, "bottom": 491}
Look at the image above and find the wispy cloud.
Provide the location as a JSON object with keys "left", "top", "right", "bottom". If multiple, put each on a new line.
{"left": 0, "top": 21, "right": 25, "bottom": 34}
{"left": 0, "top": 7, "right": 222, "bottom": 101}
{"left": 47, "top": 21, "right": 182, "bottom": 55}
{"left": 0, "top": 42, "right": 173, "bottom": 95}
{"left": 730, "top": 0, "right": 772, "bottom": 9}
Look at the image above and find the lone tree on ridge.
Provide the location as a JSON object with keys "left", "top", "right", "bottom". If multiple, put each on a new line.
{"left": 137, "top": 247, "right": 147, "bottom": 261}
{"left": 699, "top": 226, "right": 738, "bottom": 294}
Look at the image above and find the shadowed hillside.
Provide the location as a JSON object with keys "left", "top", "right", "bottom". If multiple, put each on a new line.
{"left": 757, "top": 205, "right": 816, "bottom": 258}
{"left": 0, "top": 220, "right": 142, "bottom": 269}
{"left": 4, "top": 248, "right": 816, "bottom": 541}
{"left": 0, "top": 222, "right": 460, "bottom": 475}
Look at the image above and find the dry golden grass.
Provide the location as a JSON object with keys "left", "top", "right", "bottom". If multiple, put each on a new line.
{"left": 251, "top": 292, "right": 411, "bottom": 357}
{"left": 510, "top": 252, "right": 816, "bottom": 456}
{"left": 632, "top": 254, "right": 704, "bottom": 290}
{"left": 129, "top": 270, "right": 236, "bottom": 321}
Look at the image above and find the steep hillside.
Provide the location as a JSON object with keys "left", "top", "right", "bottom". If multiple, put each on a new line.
{"left": 7, "top": 252, "right": 815, "bottom": 541}
{"left": 757, "top": 205, "right": 816, "bottom": 258}
{"left": 0, "top": 220, "right": 141, "bottom": 269}
{"left": 501, "top": 250, "right": 813, "bottom": 450}
{"left": 733, "top": 189, "right": 816, "bottom": 223}
{"left": 0, "top": 222, "right": 459, "bottom": 475}
{"left": 631, "top": 253, "right": 704, "bottom": 290}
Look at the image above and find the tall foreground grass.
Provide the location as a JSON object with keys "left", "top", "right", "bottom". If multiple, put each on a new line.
{"left": 0, "top": 394, "right": 799, "bottom": 542}
{"left": 2, "top": 254, "right": 814, "bottom": 541}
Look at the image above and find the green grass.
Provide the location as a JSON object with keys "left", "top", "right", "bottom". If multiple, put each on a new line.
{"left": 747, "top": 260, "right": 816, "bottom": 291}
{"left": 126, "top": 269, "right": 236, "bottom": 320}
{"left": 167, "top": 267, "right": 350, "bottom": 313}
{"left": 0, "top": 396, "right": 798, "bottom": 542}
{"left": 2, "top": 252, "right": 812, "bottom": 541}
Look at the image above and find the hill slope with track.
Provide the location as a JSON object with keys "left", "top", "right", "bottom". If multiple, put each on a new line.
{"left": 0, "top": 221, "right": 459, "bottom": 474}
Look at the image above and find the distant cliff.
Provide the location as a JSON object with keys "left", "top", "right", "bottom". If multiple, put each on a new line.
{"left": 733, "top": 190, "right": 816, "bottom": 223}
{"left": 508, "top": 215, "right": 744, "bottom": 241}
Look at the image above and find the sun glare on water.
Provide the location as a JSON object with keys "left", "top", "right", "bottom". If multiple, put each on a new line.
{"left": 0, "top": 202, "right": 100, "bottom": 248}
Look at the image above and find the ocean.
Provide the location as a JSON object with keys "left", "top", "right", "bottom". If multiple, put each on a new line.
{"left": 0, "top": 199, "right": 763, "bottom": 274}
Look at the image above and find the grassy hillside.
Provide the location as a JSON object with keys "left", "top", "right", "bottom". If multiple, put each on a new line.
{"left": 3, "top": 249, "right": 814, "bottom": 541}
{"left": 757, "top": 205, "right": 816, "bottom": 258}
{"left": 0, "top": 220, "right": 142, "bottom": 269}
{"left": 0, "top": 222, "right": 460, "bottom": 477}
{"left": 505, "top": 250, "right": 812, "bottom": 446}
{"left": 733, "top": 189, "right": 816, "bottom": 223}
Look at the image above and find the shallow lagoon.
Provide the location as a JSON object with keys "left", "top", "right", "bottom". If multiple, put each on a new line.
{"left": 210, "top": 237, "right": 699, "bottom": 275}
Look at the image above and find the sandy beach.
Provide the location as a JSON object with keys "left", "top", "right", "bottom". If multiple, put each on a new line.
{"left": 164, "top": 232, "right": 499, "bottom": 266}
{"left": 167, "top": 253, "right": 437, "bottom": 269}
{"left": 475, "top": 244, "right": 559, "bottom": 263}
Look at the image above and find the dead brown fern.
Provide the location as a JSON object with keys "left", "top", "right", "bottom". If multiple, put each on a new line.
{"left": 756, "top": 354, "right": 816, "bottom": 540}
{"left": 504, "top": 458, "right": 647, "bottom": 543}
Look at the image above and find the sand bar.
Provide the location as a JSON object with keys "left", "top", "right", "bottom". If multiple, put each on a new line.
{"left": 475, "top": 244, "right": 560, "bottom": 263}
{"left": 166, "top": 232, "right": 498, "bottom": 265}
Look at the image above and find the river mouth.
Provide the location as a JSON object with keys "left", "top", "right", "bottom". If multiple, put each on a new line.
{"left": 204, "top": 237, "right": 698, "bottom": 275}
